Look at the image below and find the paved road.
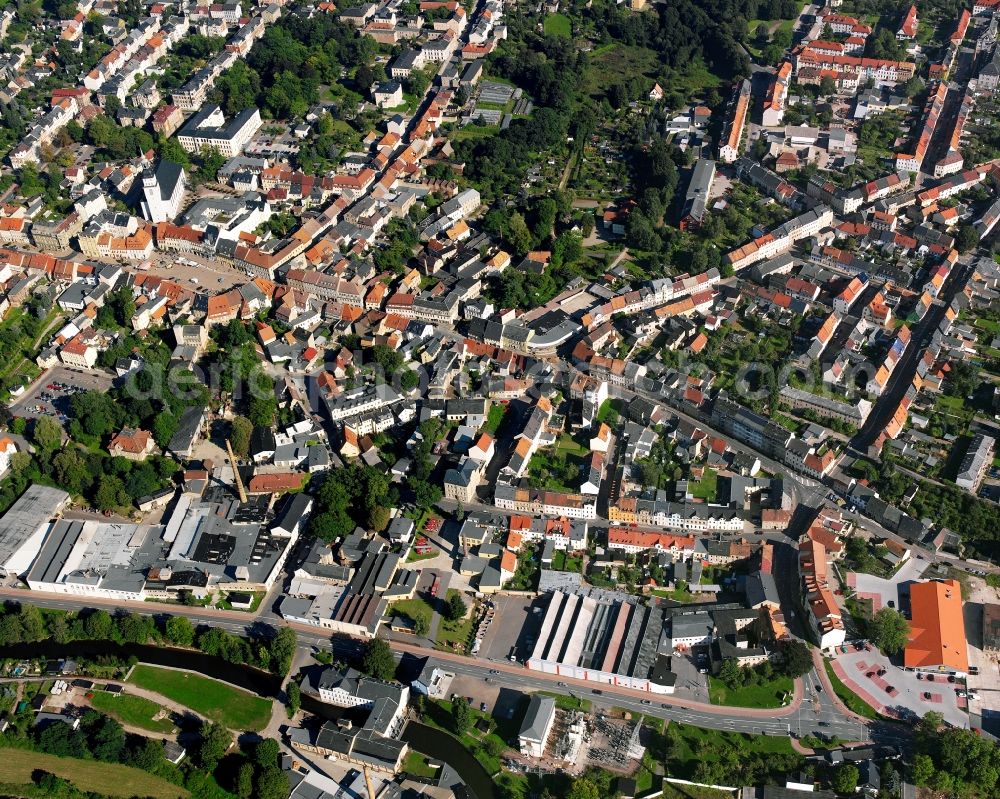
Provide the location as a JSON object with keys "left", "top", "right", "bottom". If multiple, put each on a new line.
{"left": 0, "top": 586, "right": 875, "bottom": 740}
{"left": 851, "top": 259, "right": 973, "bottom": 451}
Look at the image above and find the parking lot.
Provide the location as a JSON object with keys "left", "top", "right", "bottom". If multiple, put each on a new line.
{"left": 961, "top": 578, "right": 1000, "bottom": 735}
{"left": 477, "top": 593, "right": 545, "bottom": 663}
{"left": 10, "top": 366, "right": 115, "bottom": 422}
{"left": 847, "top": 557, "right": 927, "bottom": 613}
{"left": 670, "top": 646, "right": 711, "bottom": 703}
{"left": 137, "top": 250, "right": 248, "bottom": 293}
{"left": 832, "top": 645, "right": 968, "bottom": 727}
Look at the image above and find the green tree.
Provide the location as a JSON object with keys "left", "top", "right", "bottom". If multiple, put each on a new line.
{"left": 156, "top": 137, "right": 191, "bottom": 169}
{"left": 229, "top": 416, "right": 253, "bottom": 459}
{"left": 87, "top": 713, "right": 126, "bottom": 762}
{"left": 452, "top": 696, "right": 471, "bottom": 735}
{"left": 506, "top": 212, "right": 533, "bottom": 255}
{"left": 361, "top": 637, "right": 396, "bottom": 681}
{"left": 196, "top": 723, "right": 231, "bottom": 770}
{"left": 236, "top": 762, "right": 254, "bottom": 799}
{"left": 566, "top": 778, "right": 601, "bottom": 799}
{"left": 253, "top": 738, "right": 280, "bottom": 768}
{"left": 248, "top": 382, "right": 277, "bottom": 427}
{"left": 286, "top": 681, "right": 301, "bottom": 718}
{"left": 37, "top": 722, "right": 88, "bottom": 758}
{"left": 869, "top": 607, "right": 910, "bottom": 655}
{"left": 911, "top": 754, "right": 934, "bottom": 786}
{"left": 255, "top": 766, "right": 288, "bottom": 799}
{"left": 165, "top": 615, "right": 195, "bottom": 646}
{"left": 368, "top": 505, "right": 391, "bottom": 532}
{"left": 70, "top": 391, "right": 119, "bottom": 438}
{"left": 954, "top": 223, "right": 979, "bottom": 254}
{"left": 0, "top": 613, "right": 23, "bottom": 644}
{"left": 32, "top": 415, "right": 62, "bottom": 451}
{"left": 126, "top": 738, "right": 164, "bottom": 770}
{"left": 83, "top": 609, "right": 114, "bottom": 640}
{"left": 16, "top": 604, "right": 45, "bottom": 641}
{"left": 152, "top": 412, "right": 178, "bottom": 448}
{"left": 95, "top": 474, "right": 127, "bottom": 511}
{"left": 116, "top": 612, "right": 151, "bottom": 644}
{"left": 832, "top": 764, "right": 859, "bottom": 795}
{"left": 372, "top": 344, "right": 403, "bottom": 373}
{"left": 719, "top": 658, "right": 743, "bottom": 689}
{"left": 778, "top": 640, "right": 813, "bottom": 678}
{"left": 269, "top": 627, "right": 297, "bottom": 675}
{"left": 413, "top": 613, "right": 430, "bottom": 637}
{"left": 444, "top": 592, "right": 467, "bottom": 622}
{"left": 197, "top": 146, "right": 227, "bottom": 184}
{"left": 400, "top": 369, "right": 420, "bottom": 391}
{"left": 53, "top": 449, "right": 91, "bottom": 495}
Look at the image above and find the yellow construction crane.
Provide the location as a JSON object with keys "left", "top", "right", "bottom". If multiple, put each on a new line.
{"left": 225, "top": 438, "right": 248, "bottom": 503}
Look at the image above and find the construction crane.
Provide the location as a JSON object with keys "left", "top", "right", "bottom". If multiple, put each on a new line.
{"left": 225, "top": 438, "right": 248, "bottom": 503}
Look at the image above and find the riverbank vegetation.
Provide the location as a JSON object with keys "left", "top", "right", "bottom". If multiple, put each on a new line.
{"left": 0, "top": 601, "right": 296, "bottom": 677}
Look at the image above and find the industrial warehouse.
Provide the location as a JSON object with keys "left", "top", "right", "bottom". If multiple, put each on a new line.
{"left": 525, "top": 588, "right": 677, "bottom": 694}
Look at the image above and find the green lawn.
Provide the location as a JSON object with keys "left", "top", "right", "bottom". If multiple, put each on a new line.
{"left": 543, "top": 12, "right": 571, "bottom": 37}
{"left": 450, "top": 125, "right": 496, "bottom": 141}
{"left": 406, "top": 547, "right": 438, "bottom": 562}
{"left": 549, "top": 549, "right": 583, "bottom": 573}
{"left": 651, "top": 585, "right": 697, "bottom": 603}
{"left": 128, "top": 665, "right": 272, "bottom": 731}
{"left": 436, "top": 590, "right": 476, "bottom": 653}
{"left": 555, "top": 432, "right": 588, "bottom": 457}
{"left": 0, "top": 746, "right": 188, "bottom": 798}
{"left": 484, "top": 403, "right": 507, "bottom": 434}
{"left": 708, "top": 675, "right": 793, "bottom": 708}
{"left": 688, "top": 468, "right": 718, "bottom": 501}
{"left": 89, "top": 691, "right": 177, "bottom": 734}
{"left": 402, "top": 751, "right": 440, "bottom": 778}
{"left": 389, "top": 596, "right": 434, "bottom": 628}
{"left": 536, "top": 691, "right": 591, "bottom": 712}
{"left": 822, "top": 659, "right": 878, "bottom": 720}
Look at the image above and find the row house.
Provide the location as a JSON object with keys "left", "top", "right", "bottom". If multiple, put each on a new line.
{"left": 726, "top": 205, "right": 833, "bottom": 270}
{"left": 719, "top": 78, "right": 751, "bottom": 163}
{"left": 895, "top": 82, "right": 947, "bottom": 173}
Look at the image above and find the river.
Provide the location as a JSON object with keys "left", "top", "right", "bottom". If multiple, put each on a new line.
{"left": 0, "top": 639, "right": 281, "bottom": 696}
{"left": 401, "top": 721, "right": 497, "bottom": 799}
{"left": 2, "top": 640, "right": 497, "bottom": 799}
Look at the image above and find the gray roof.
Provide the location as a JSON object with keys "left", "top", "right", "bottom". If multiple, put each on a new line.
{"left": 0, "top": 485, "right": 70, "bottom": 571}
{"left": 151, "top": 160, "right": 184, "bottom": 202}
{"left": 518, "top": 694, "right": 555, "bottom": 742}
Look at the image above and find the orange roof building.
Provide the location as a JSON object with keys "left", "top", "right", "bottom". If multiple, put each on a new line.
{"left": 905, "top": 579, "right": 968, "bottom": 672}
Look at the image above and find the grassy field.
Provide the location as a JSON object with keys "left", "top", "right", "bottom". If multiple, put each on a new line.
{"left": 688, "top": 468, "right": 718, "bottom": 501}
{"left": 128, "top": 665, "right": 272, "bottom": 731}
{"left": 536, "top": 691, "right": 592, "bottom": 712}
{"left": 0, "top": 746, "right": 188, "bottom": 799}
{"left": 389, "top": 596, "right": 434, "bottom": 628}
{"left": 708, "top": 675, "right": 793, "bottom": 708}
{"left": 582, "top": 44, "right": 659, "bottom": 96}
{"left": 90, "top": 691, "right": 177, "bottom": 734}
{"left": 436, "top": 590, "right": 476, "bottom": 653}
{"left": 822, "top": 659, "right": 878, "bottom": 720}
{"left": 402, "top": 751, "right": 440, "bottom": 778}
{"left": 544, "top": 12, "right": 571, "bottom": 37}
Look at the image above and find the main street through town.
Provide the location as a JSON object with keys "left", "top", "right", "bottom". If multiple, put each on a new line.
{"left": 0, "top": 583, "right": 881, "bottom": 744}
